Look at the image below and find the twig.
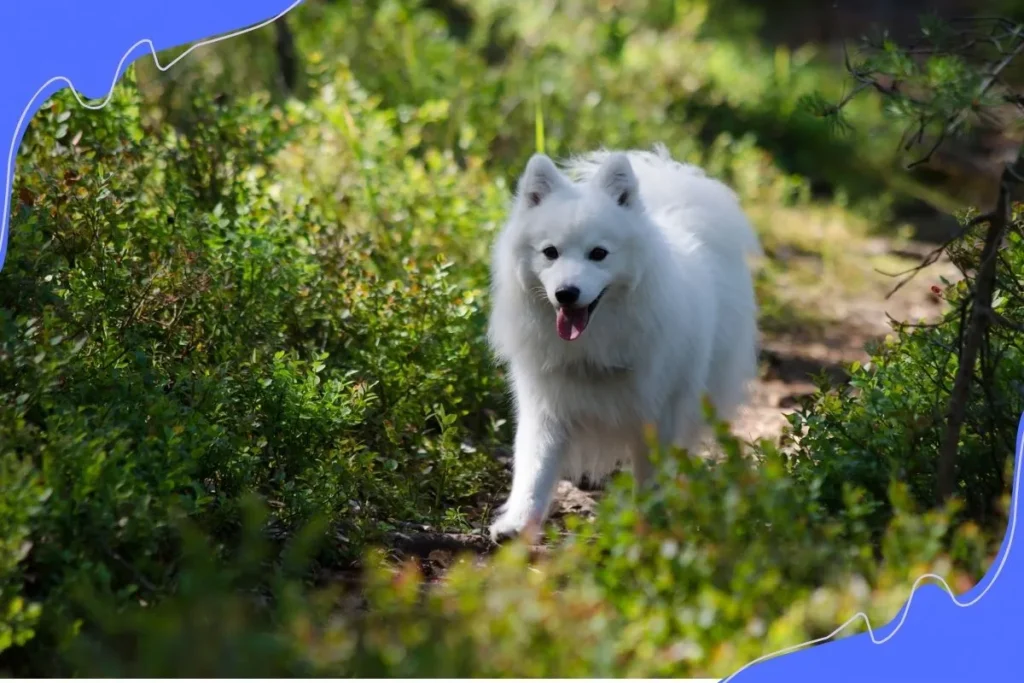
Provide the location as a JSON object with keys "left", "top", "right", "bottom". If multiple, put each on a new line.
{"left": 991, "top": 310, "right": 1024, "bottom": 333}
{"left": 384, "top": 530, "right": 498, "bottom": 557}
{"left": 909, "top": 27, "right": 1024, "bottom": 170}
{"left": 878, "top": 212, "right": 993, "bottom": 300}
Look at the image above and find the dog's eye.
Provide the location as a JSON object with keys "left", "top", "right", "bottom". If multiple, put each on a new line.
{"left": 588, "top": 247, "right": 609, "bottom": 262}
{"left": 542, "top": 246, "right": 559, "bottom": 260}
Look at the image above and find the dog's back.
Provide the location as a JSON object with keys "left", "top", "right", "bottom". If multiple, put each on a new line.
{"left": 563, "top": 144, "right": 763, "bottom": 263}
{"left": 567, "top": 144, "right": 762, "bottom": 432}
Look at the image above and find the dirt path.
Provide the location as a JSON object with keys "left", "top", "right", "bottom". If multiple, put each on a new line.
{"left": 735, "top": 238, "right": 958, "bottom": 444}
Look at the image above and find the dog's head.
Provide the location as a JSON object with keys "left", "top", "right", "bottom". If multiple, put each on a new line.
{"left": 506, "top": 152, "right": 648, "bottom": 342}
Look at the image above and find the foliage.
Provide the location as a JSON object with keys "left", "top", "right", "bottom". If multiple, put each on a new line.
{"left": 788, "top": 13, "right": 1024, "bottom": 530}
{"left": 54, "top": 426, "right": 998, "bottom": 679}
{"left": 145, "top": 0, "right": 907, "bottom": 218}
{"left": 0, "top": 0, "right": 1016, "bottom": 677}
{"left": 0, "top": 67, "right": 505, "bottom": 672}
{"left": 785, "top": 215, "right": 1024, "bottom": 530}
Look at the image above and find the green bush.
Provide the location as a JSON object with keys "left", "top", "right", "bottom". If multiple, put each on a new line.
{"left": 0, "top": 67, "right": 507, "bottom": 672}
{"left": 0, "top": 0, "right": 1014, "bottom": 676}
{"left": 55, "top": 425, "right": 998, "bottom": 679}
{"left": 149, "top": 0, "right": 904, "bottom": 217}
{"left": 785, "top": 217, "right": 1024, "bottom": 531}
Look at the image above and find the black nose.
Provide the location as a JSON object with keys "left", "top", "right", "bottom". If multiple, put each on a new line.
{"left": 555, "top": 286, "right": 580, "bottom": 305}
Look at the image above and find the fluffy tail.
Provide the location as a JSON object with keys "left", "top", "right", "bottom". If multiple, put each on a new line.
{"left": 561, "top": 143, "right": 763, "bottom": 260}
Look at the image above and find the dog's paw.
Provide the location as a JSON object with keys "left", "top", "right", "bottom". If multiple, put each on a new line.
{"left": 488, "top": 515, "right": 523, "bottom": 543}
{"left": 488, "top": 509, "right": 541, "bottom": 543}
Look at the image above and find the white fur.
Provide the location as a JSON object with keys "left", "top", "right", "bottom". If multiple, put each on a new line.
{"left": 486, "top": 144, "right": 763, "bottom": 540}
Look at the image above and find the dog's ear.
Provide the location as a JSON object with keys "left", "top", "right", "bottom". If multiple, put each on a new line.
{"left": 592, "top": 153, "right": 639, "bottom": 209}
{"left": 516, "top": 154, "right": 567, "bottom": 209}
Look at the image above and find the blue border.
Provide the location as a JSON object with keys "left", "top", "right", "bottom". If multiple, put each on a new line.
{"left": 1, "top": 4, "right": 1020, "bottom": 681}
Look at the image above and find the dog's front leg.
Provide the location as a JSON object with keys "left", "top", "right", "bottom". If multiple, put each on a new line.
{"left": 631, "top": 443, "right": 655, "bottom": 489}
{"left": 489, "top": 407, "right": 567, "bottom": 542}
{"left": 629, "top": 424, "right": 664, "bottom": 490}
{"left": 630, "top": 400, "right": 682, "bottom": 490}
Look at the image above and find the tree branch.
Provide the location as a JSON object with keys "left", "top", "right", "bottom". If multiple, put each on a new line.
{"left": 877, "top": 211, "right": 993, "bottom": 300}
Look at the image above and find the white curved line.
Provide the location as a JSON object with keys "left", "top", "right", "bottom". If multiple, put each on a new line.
{"left": 1, "top": 0, "right": 305, "bottom": 270}
{"left": 721, "top": 416, "right": 1023, "bottom": 683}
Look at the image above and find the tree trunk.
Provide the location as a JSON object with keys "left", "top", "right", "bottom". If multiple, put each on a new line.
{"left": 936, "top": 162, "right": 1015, "bottom": 502}
{"left": 274, "top": 18, "right": 298, "bottom": 93}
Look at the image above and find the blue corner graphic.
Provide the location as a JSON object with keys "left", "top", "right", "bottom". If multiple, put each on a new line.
{"left": 0, "top": 0, "right": 303, "bottom": 273}
{"left": 725, "top": 412, "right": 1023, "bottom": 683}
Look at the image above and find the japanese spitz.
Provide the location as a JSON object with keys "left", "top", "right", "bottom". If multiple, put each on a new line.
{"left": 487, "top": 145, "right": 762, "bottom": 540}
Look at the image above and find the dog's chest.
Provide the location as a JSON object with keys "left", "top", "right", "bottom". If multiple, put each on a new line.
{"left": 537, "top": 362, "right": 655, "bottom": 425}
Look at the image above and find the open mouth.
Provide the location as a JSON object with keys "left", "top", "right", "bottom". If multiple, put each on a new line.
{"left": 555, "top": 289, "right": 606, "bottom": 341}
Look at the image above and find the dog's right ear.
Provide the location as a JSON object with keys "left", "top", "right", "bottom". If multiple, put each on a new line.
{"left": 591, "top": 152, "right": 639, "bottom": 209}
{"left": 516, "top": 154, "right": 567, "bottom": 209}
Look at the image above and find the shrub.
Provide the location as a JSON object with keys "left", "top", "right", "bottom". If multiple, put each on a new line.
{"left": 0, "top": 67, "right": 506, "bottom": 673}
{"left": 785, "top": 216, "right": 1024, "bottom": 531}
{"left": 55, "top": 424, "right": 998, "bottom": 678}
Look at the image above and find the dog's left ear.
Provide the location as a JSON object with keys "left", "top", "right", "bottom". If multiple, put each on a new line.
{"left": 592, "top": 153, "right": 639, "bottom": 209}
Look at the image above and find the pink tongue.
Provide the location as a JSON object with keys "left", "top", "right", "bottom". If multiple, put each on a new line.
{"left": 556, "top": 307, "right": 590, "bottom": 341}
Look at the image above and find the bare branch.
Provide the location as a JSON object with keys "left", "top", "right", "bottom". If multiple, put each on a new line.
{"left": 877, "top": 211, "right": 994, "bottom": 299}
{"left": 990, "top": 310, "right": 1024, "bottom": 333}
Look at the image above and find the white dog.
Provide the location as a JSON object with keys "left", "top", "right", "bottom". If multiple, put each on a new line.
{"left": 486, "top": 144, "right": 763, "bottom": 541}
